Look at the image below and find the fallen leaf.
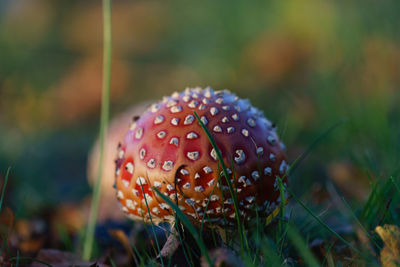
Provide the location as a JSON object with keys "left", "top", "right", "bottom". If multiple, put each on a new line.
{"left": 375, "top": 224, "right": 400, "bottom": 267}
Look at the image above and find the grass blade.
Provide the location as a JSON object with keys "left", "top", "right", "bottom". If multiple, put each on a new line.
{"left": 83, "top": 0, "right": 112, "bottom": 260}
{"left": 0, "top": 167, "right": 11, "bottom": 212}
{"left": 286, "top": 224, "right": 320, "bottom": 267}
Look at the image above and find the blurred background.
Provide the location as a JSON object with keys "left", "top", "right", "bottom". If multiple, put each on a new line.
{"left": 0, "top": 0, "right": 399, "bottom": 231}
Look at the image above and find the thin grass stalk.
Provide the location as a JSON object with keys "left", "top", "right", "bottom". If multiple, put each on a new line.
{"left": 82, "top": 0, "right": 112, "bottom": 260}
{"left": 286, "top": 224, "right": 320, "bottom": 267}
{"left": 0, "top": 167, "right": 11, "bottom": 212}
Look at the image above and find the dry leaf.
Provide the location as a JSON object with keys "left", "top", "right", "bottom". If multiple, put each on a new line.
{"left": 375, "top": 224, "right": 400, "bottom": 267}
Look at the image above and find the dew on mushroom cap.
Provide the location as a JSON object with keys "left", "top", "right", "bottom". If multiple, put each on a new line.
{"left": 114, "top": 87, "right": 289, "bottom": 226}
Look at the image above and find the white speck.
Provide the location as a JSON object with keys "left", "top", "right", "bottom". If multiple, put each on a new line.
{"left": 210, "top": 107, "right": 219, "bottom": 116}
{"left": 186, "top": 132, "right": 198, "bottom": 139}
{"left": 187, "top": 151, "right": 200, "bottom": 161}
{"left": 200, "top": 116, "right": 208, "bottom": 125}
{"left": 144, "top": 193, "right": 153, "bottom": 203}
{"left": 172, "top": 92, "right": 179, "bottom": 98}
{"left": 213, "top": 125, "right": 222, "bottom": 132}
{"left": 210, "top": 149, "right": 218, "bottom": 160}
{"left": 125, "top": 162, "right": 134, "bottom": 174}
{"left": 122, "top": 180, "right": 130, "bottom": 188}
{"left": 188, "top": 100, "right": 198, "bottom": 108}
{"left": 157, "top": 131, "right": 166, "bottom": 139}
{"left": 195, "top": 172, "right": 200, "bottom": 179}
{"left": 152, "top": 207, "right": 160, "bottom": 214}
{"left": 117, "top": 190, "right": 124, "bottom": 199}
{"left": 170, "top": 106, "right": 182, "bottom": 113}
{"left": 185, "top": 198, "right": 196, "bottom": 206}
{"left": 147, "top": 158, "right": 155, "bottom": 168}
{"left": 182, "top": 95, "right": 190, "bottom": 102}
{"left": 280, "top": 160, "right": 288, "bottom": 174}
{"left": 194, "top": 186, "right": 204, "bottom": 192}
{"left": 227, "top": 127, "right": 235, "bottom": 133}
{"left": 221, "top": 116, "right": 229, "bottom": 123}
{"left": 160, "top": 203, "right": 170, "bottom": 210}
{"left": 203, "top": 166, "right": 212, "bottom": 173}
{"left": 171, "top": 118, "right": 180, "bottom": 126}
{"left": 234, "top": 105, "right": 241, "bottom": 112}
{"left": 184, "top": 115, "right": 194, "bottom": 125}
{"left": 224, "top": 198, "right": 233, "bottom": 204}
{"left": 166, "top": 184, "right": 174, "bottom": 191}
{"left": 126, "top": 199, "right": 135, "bottom": 209}
{"left": 180, "top": 169, "right": 189, "bottom": 175}
{"left": 267, "top": 136, "right": 276, "bottom": 145}
{"left": 129, "top": 122, "right": 136, "bottom": 130}
{"left": 151, "top": 104, "right": 160, "bottom": 113}
{"left": 222, "top": 105, "right": 230, "bottom": 111}
{"left": 251, "top": 171, "right": 260, "bottom": 180}
{"left": 162, "top": 161, "right": 174, "bottom": 171}
{"left": 234, "top": 149, "right": 246, "bottom": 164}
{"left": 206, "top": 209, "right": 214, "bottom": 214}
{"left": 256, "top": 147, "right": 264, "bottom": 156}
{"left": 116, "top": 169, "right": 120, "bottom": 176}
{"left": 192, "top": 93, "right": 199, "bottom": 99}
{"left": 238, "top": 176, "right": 246, "bottom": 183}
{"left": 264, "top": 167, "right": 272, "bottom": 176}
{"left": 154, "top": 115, "right": 164, "bottom": 125}
{"left": 231, "top": 113, "right": 239, "bottom": 121}
{"left": 135, "top": 128, "right": 143, "bottom": 139}
{"left": 270, "top": 153, "right": 276, "bottom": 162}
{"left": 204, "top": 88, "right": 213, "bottom": 98}
{"left": 207, "top": 179, "right": 215, "bottom": 187}
{"left": 131, "top": 189, "right": 139, "bottom": 197}
{"left": 247, "top": 118, "right": 256, "bottom": 127}
{"left": 166, "top": 99, "right": 178, "bottom": 108}
{"left": 245, "top": 196, "right": 255, "bottom": 203}
{"left": 198, "top": 104, "right": 206, "bottom": 110}
{"left": 241, "top": 129, "right": 249, "bottom": 137}
{"left": 122, "top": 206, "right": 128, "bottom": 213}
{"left": 280, "top": 141, "right": 286, "bottom": 151}
{"left": 139, "top": 148, "right": 146, "bottom": 160}
{"left": 154, "top": 181, "right": 162, "bottom": 188}
{"left": 182, "top": 182, "right": 191, "bottom": 189}
{"left": 136, "top": 176, "right": 147, "bottom": 185}
{"left": 169, "top": 137, "right": 179, "bottom": 147}
{"left": 215, "top": 98, "right": 224, "bottom": 104}
{"left": 202, "top": 98, "right": 210, "bottom": 104}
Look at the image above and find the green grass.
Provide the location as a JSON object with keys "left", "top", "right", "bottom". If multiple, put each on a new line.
{"left": 82, "top": 0, "right": 112, "bottom": 260}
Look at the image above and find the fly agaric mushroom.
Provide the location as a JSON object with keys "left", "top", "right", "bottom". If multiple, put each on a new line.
{"left": 114, "top": 87, "right": 289, "bottom": 227}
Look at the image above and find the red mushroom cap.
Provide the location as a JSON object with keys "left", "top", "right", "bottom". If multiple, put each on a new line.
{"left": 115, "top": 87, "right": 289, "bottom": 226}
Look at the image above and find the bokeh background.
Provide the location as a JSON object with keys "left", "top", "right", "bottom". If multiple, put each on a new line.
{"left": 1, "top": 0, "right": 399, "bottom": 225}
